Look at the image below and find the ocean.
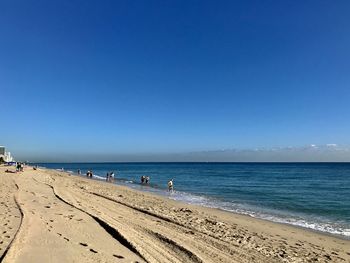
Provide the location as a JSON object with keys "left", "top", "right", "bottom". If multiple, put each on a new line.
{"left": 33, "top": 162, "right": 350, "bottom": 239}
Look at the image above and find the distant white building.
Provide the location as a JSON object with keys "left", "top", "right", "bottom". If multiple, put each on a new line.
{"left": 0, "top": 146, "right": 14, "bottom": 162}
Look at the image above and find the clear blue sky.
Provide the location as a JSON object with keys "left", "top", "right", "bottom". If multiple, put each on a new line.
{"left": 1, "top": 1, "right": 350, "bottom": 161}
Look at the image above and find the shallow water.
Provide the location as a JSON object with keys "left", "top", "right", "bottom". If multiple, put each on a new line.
{"left": 34, "top": 162, "right": 350, "bottom": 238}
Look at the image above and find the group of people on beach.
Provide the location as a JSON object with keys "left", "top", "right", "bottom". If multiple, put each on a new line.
{"left": 78, "top": 169, "right": 115, "bottom": 182}
{"left": 140, "top": 175, "right": 150, "bottom": 184}
{"left": 5, "top": 162, "right": 27, "bottom": 174}
{"left": 141, "top": 176, "right": 174, "bottom": 192}
{"left": 76, "top": 168, "right": 174, "bottom": 192}
{"left": 86, "top": 170, "right": 93, "bottom": 178}
{"left": 106, "top": 172, "right": 115, "bottom": 182}
{"left": 16, "top": 162, "right": 24, "bottom": 172}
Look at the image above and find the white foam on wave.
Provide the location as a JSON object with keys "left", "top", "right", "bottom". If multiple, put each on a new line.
{"left": 270, "top": 218, "right": 350, "bottom": 238}
{"left": 168, "top": 191, "right": 212, "bottom": 205}
{"left": 92, "top": 174, "right": 106, "bottom": 181}
{"left": 124, "top": 180, "right": 133, "bottom": 183}
{"left": 79, "top": 173, "right": 350, "bottom": 239}
{"left": 162, "top": 190, "right": 350, "bottom": 238}
{"left": 222, "top": 206, "right": 350, "bottom": 238}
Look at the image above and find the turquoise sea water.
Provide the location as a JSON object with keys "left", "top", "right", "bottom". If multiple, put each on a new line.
{"left": 34, "top": 162, "right": 350, "bottom": 238}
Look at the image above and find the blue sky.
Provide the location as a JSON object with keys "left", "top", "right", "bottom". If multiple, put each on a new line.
{"left": 1, "top": 1, "right": 350, "bottom": 161}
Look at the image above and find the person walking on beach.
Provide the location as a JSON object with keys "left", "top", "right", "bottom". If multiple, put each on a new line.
{"left": 106, "top": 172, "right": 109, "bottom": 182}
{"left": 77, "top": 169, "right": 81, "bottom": 175}
{"left": 141, "top": 175, "right": 145, "bottom": 184}
{"left": 168, "top": 179, "right": 173, "bottom": 192}
{"left": 145, "top": 176, "right": 150, "bottom": 184}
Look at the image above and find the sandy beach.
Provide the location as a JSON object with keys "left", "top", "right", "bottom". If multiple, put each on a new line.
{"left": 0, "top": 165, "right": 349, "bottom": 263}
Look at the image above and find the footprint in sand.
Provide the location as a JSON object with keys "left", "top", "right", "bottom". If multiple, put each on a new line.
{"left": 45, "top": 206, "right": 51, "bottom": 209}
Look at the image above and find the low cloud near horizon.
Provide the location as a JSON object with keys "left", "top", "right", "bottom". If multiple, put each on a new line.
{"left": 17, "top": 144, "right": 350, "bottom": 162}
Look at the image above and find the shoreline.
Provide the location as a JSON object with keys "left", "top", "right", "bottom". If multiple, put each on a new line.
{"left": 56, "top": 166, "right": 350, "bottom": 241}
{"left": 1, "top": 165, "right": 349, "bottom": 262}
{"left": 87, "top": 171, "right": 350, "bottom": 241}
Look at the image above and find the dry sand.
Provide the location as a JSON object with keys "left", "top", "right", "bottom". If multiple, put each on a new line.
{"left": 0, "top": 165, "right": 349, "bottom": 262}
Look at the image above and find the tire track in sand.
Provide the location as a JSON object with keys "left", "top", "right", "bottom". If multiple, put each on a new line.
{"left": 45, "top": 176, "right": 270, "bottom": 263}
{"left": 34, "top": 178, "right": 147, "bottom": 262}
{"left": 3, "top": 176, "right": 144, "bottom": 263}
{"left": 0, "top": 178, "right": 23, "bottom": 262}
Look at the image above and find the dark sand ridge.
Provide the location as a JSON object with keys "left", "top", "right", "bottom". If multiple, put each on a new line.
{"left": 0, "top": 165, "right": 349, "bottom": 262}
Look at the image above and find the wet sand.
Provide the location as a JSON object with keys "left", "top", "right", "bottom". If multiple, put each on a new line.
{"left": 0, "top": 165, "right": 349, "bottom": 262}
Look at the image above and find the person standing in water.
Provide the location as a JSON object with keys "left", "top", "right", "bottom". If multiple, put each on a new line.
{"left": 168, "top": 179, "right": 173, "bottom": 192}
{"left": 109, "top": 172, "right": 115, "bottom": 182}
{"left": 141, "top": 175, "right": 145, "bottom": 184}
{"left": 87, "top": 170, "right": 93, "bottom": 178}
